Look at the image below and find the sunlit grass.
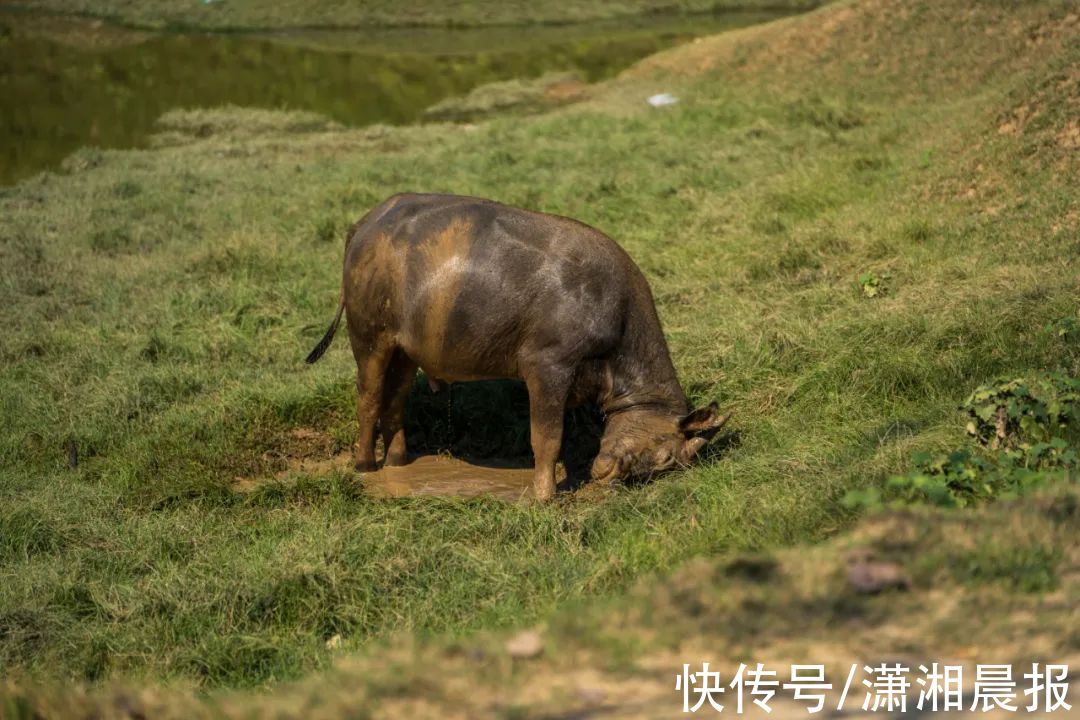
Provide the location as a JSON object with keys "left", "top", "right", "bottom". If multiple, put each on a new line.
{"left": 1, "top": 0, "right": 1078, "bottom": 691}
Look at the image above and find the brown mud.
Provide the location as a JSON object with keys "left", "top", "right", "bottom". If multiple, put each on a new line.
{"left": 233, "top": 427, "right": 572, "bottom": 501}
{"left": 364, "top": 455, "right": 553, "bottom": 501}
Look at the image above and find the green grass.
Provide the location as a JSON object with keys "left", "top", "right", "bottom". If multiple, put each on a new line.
{"left": 6, "top": 487, "right": 1077, "bottom": 717}
{"left": 1, "top": 0, "right": 1079, "bottom": 696}
{"left": 3, "top": 0, "right": 822, "bottom": 31}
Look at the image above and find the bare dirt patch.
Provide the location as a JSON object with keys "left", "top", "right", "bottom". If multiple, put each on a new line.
{"left": 1058, "top": 119, "right": 1080, "bottom": 150}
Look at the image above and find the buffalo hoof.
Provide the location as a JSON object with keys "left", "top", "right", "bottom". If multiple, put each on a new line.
{"left": 532, "top": 481, "right": 556, "bottom": 502}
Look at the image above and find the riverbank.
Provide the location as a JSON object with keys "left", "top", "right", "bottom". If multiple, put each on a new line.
{"left": 1, "top": 0, "right": 822, "bottom": 32}
{"left": 0, "top": 10, "right": 791, "bottom": 185}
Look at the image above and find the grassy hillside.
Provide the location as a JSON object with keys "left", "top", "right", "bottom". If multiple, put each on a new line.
{"left": 1, "top": 0, "right": 1078, "bottom": 705}
{"left": 2, "top": 0, "right": 822, "bottom": 31}
{"left": 6, "top": 486, "right": 1078, "bottom": 717}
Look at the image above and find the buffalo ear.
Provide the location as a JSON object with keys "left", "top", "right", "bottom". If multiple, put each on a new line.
{"left": 679, "top": 402, "right": 731, "bottom": 437}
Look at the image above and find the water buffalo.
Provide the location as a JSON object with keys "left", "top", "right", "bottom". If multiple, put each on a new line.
{"left": 306, "top": 193, "right": 729, "bottom": 500}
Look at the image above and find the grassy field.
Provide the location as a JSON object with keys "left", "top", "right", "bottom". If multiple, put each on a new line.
{"left": 1, "top": 0, "right": 1079, "bottom": 712}
{"left": 2, "top": 0, "right": 822, "bottom": 31}
{"left": 7, "top": 487, "right": 1078, "bottom": 717}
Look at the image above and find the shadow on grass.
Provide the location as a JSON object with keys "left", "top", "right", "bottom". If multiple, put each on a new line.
{"left": 403, "top": 374, "right": 604, "bottom": 488}
{"left": 401, "top": 373, "right": 741, "bottom": 492}
{"left": 223, "top": 373, "right": 734, "bottom": 501}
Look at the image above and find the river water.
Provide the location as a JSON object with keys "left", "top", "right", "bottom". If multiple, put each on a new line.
{"left": 0, "top": 10, "right": 792, "bottom": 185}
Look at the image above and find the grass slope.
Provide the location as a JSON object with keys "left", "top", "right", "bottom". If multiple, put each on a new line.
{"left": 1, "top": 0, "right": 1078, "bottom": 697}
{"left": 6, "top": 486, "right": 1078, "bottom": 717}
{"left": 2, "top": 0, "right": 822, "bottom": 32}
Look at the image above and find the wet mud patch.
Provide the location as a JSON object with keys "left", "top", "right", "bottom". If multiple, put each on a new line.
{"left": 231, "top": 427, "right": 576, "bottom": 502}
{"left": 363, "top": 455, "right": 546, "bottom": 502}
{"left": 234, "top": 450, "right": 561, "bottom": 504}
{"left": 234, "top": 379, "right": 604, "bottom": 500}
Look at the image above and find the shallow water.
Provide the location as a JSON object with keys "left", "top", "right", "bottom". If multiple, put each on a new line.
{"left": 0, "top": 10, "right": 792, "bottom": 184}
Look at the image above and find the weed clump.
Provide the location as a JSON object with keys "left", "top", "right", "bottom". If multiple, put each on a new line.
{"left": 963, "top": 373, "right": 1079, "bottom": 449}
{"left": 858, "top": 270, "right": 891, "bottom": 298}
{"left": 846, "top": 372, "right": 1080, "bottom": 509}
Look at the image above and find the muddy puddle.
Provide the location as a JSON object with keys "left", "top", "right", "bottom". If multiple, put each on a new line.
{"left": 364, "top": 455, "right": 550, "bottom": 501}
{"left": 234, "top": 427, "right": 569, "bottom": 502}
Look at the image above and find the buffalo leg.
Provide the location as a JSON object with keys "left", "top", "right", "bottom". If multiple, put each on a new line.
{"left": 380, "top": 349, "right": 418, "bottom": 467}
{"left": 353, "top": 344, "right": 392, "bottom": 472}
{"left": 524, "top": 368, "right": 571, "bottom": 501}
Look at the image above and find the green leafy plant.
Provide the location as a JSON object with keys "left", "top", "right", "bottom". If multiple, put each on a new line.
{"left": 886, "top": 449, "right": 994, "bottom": 507}
{"left": 1043, "top": 315, "right": 1080, "bottom": 342}
{"left": 858, "top": 270, "right": 892, "bottom": 297}
{"left": 1008, "top": 436, "right": 1078, "bottom": 472}
{"left": 962, "top": 373, "right": 1080, "bottom": 449}
{"left": 885, "top": 448, "right": 1072, "bottom": 508}
{"left": 846, "top": 373, "right": 1079, "bottom": 510}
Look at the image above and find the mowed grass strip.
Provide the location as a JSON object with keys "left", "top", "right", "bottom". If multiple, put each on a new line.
{"left": 1, "top": 0, "right": 1078, "bottom": 687}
